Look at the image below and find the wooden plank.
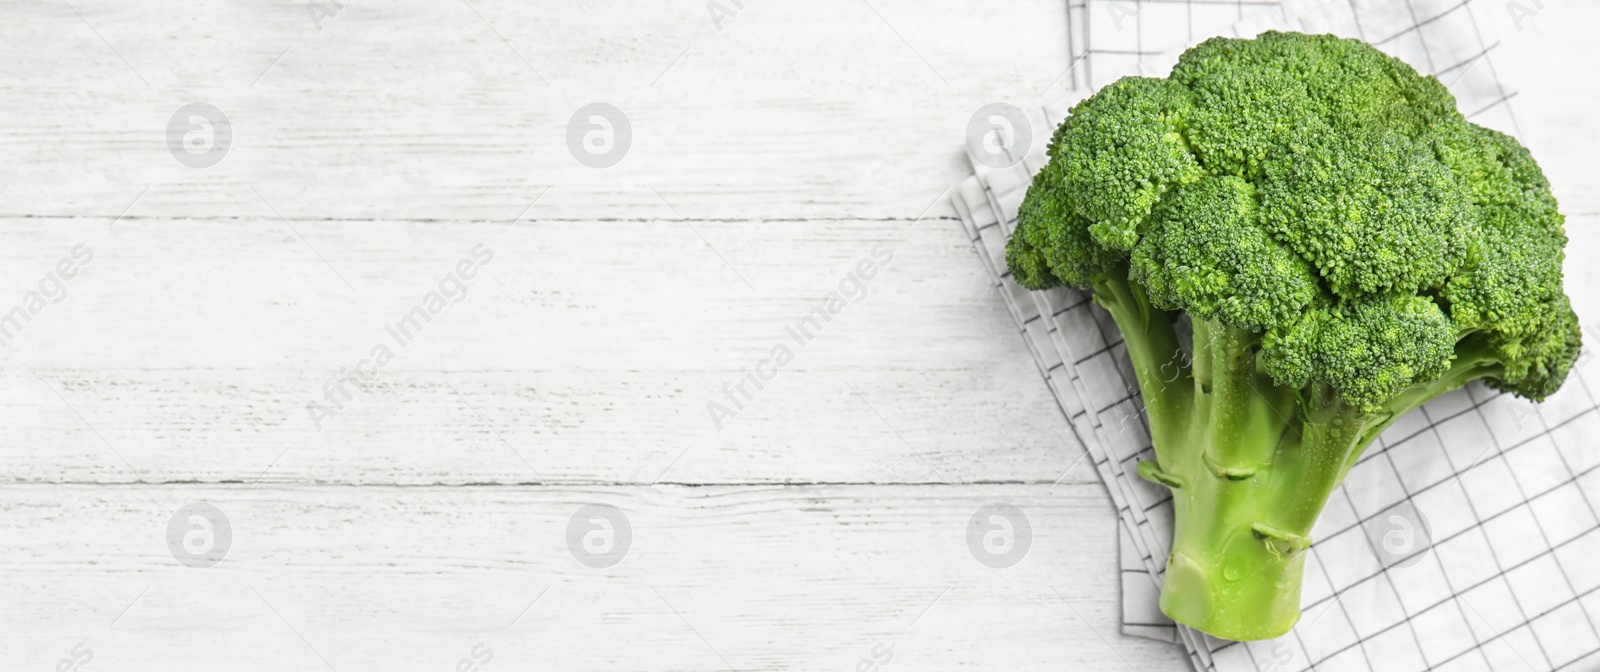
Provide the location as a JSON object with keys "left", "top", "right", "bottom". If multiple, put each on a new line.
{"left": 0, "top": 483, "right": 1186, "bottom": 671}
{"left": 0, "top": 215, "right": 1086, "bottom": 485}
{"left": 0, "top": 0, "right": 1075, "bottom": 221}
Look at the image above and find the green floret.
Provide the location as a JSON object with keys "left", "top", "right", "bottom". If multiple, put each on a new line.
{"left": 1436, "top": 124, "right": 1578, "bottom": 399}
{"left": 1004, "top": 30, "right": 1582, "bottom": 641}
{"left": 1004, "top": 228, "right": 1056, "bottom": 291}
{"left": 1264, "top": 296, "right": 1456, "bottom": 413}
{"left": 1172, "top": 42, "right": 1321, "bottom": 179}
{"left": 1012, "top": 162, "right": 1120, "bottom": 289}
{"left": 1259, "top": 130, "right": 1470, "bottom": 297}
{"left": 1053, "top": 76, "right": 1203, "bottom": 250}
{"left": 1131, "top": 176, "right": 1319, "bottom": 330}
{"left": 1487, "top": 295, "right": 1583, "bottom": 400}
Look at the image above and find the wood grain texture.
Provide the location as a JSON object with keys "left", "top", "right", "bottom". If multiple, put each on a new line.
{"left": 0, "top": 483, "right": 1178, "bottom": 671}
{"left": 1, "top": 0, "right": 1597, "bottom": 669}
{"left": 0, "top": 214, "right": 1091, "bottom": 486}
{"left": 0, "top": 0, "right": 1074, "bottom": 221}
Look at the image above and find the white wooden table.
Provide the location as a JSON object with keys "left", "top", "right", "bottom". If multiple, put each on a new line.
{"left": 1, "top": 1, "right": 1595, "bottom": 670}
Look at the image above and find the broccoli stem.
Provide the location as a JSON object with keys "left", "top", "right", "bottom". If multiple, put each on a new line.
{"left": 1091, "top": 270, "right": 1192, "bottom": 458}
{"left": 1153, "top": 371, "right": 1366, "bottom": 640}
{"left": 1087, "top": 292, "right": 1353, "bottom": 638}
{"left": 1141, "top": 316, "right": 1324, "bottom": 640}
{"left": 1092, "top": 272, "right": 1518, "bottom": 641}
{"left": 1190, "top": 320, "right": 1299, "bottom": 476}
{"left": 1108, "top": 308, "right": 1511, "bottom": 639}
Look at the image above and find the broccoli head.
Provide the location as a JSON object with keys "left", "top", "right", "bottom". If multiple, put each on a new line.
{"left": 1008, "top": 31, "right": 1580, "bottom": 640}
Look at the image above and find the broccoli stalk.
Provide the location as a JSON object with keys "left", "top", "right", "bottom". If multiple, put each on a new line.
{"left": 1096, "top": 273, "right": 1510, "bottom": 639}
{"left": 1009, "top": 31, "right": 1581, "bottom": 640}
{"left": 1096, "top": 270, "right": 1319, "bottom": 640}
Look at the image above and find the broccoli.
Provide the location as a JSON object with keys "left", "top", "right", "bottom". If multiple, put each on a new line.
{"left": 1008, "top": 31, "right": 1581, "bottom": 641}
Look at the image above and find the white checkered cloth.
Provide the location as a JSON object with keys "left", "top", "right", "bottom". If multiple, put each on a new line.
{"left": 953, "top": 1, "right": 1600, "bottom": 670}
